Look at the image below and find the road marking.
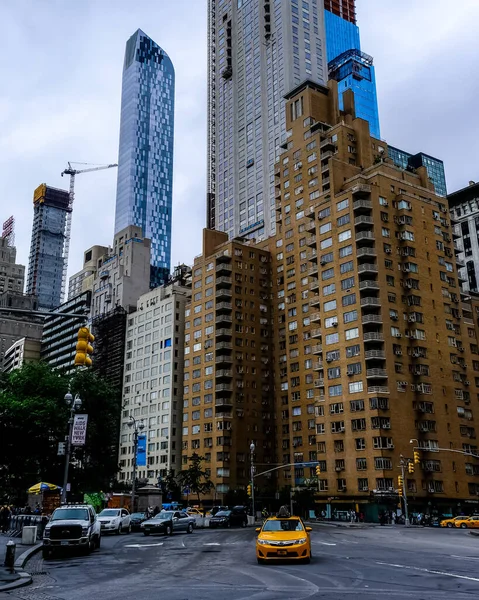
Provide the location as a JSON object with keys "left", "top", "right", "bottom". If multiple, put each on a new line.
{"left": 315, "top": 541, "right": 337, "bottom": 546}
{"left": 125, "top": 542, "right": 164, "bottom": 548}
{"left": 376, "top": 561, "right": 479, "bottom": 583}
{"left": 204, "top": 542, "right": 221, "bottom": 546}
{"left": 450, "top": 555, "right": 479, "bottom": 561}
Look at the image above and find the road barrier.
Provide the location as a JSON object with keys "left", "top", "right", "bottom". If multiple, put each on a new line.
{"left": 6, "top": 515, "right": 48, "bottom": 540}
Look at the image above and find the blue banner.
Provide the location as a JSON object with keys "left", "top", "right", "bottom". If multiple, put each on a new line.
{"left": 136, "top": 434, "right": 147, "bottom": 467}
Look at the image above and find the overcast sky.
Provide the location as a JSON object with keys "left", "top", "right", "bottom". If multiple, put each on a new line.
{"left": 1, "top": 0, "right": 478, "bottom": 284}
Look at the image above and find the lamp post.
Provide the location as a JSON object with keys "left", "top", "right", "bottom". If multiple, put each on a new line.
{"left": 129, "top": 416, "right": 145, "bottom": 513}
{"left": 250, "top": 442, "right": 256, "bottom": 522}
{"left": 61, "top": 393, "right": 82, "bottom": 504}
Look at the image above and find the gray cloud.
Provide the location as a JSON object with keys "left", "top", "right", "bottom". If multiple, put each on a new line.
{"left": 0, "top": 0, "right": 477, "bottom": 284}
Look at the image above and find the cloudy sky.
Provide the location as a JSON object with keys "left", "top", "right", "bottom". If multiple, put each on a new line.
{"left": 1, "top": 0, "right": 478, "bottom": 284}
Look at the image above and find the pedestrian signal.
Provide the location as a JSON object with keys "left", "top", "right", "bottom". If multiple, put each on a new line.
{"left": 74, "top": 327, "right": 94, "bottom": 367}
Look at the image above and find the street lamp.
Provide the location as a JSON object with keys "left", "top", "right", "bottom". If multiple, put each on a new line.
{"left": 250, "top": 442, "right": 256, "bottom": 522}
{"left": 61, "top": 392, "right": 82, "bottom": 504}
{"left": 129, "top": 416, "right": 145, "bottom": 513}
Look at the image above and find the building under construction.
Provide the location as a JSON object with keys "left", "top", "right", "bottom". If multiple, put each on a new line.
{"left": 91, "top": 306, "right": 127, "bottom": 392}
{"left": 26, "top": 184, "right": 71, "bottom": 311}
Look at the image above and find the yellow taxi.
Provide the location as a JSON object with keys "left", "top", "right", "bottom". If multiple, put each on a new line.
{"left": 454, "top": 516, "right": 479, "bottom": 529}
{"left": 256, "top": 516, "right": 312, "bottom": 564}
{"left": 440, "top": 516, "right": 470, "bottom": 528}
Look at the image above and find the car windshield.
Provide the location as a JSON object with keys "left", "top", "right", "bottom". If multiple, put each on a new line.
{"left": 99, "top": 509, "right": 120, "bottom": 517}
{"left": 262, "top": 519, "right": 304, "bottom": 532}
{"left": 215, "top": 511, "right": 231, "bottom": 517}
{"left": 51, "top": 508, "right": 89, "bottom": 521}
{"left": 131, "top": 513, "right": 144, "bottom": 519}
{"left": 155, "top": 511, "right": 174, "bottom": 519}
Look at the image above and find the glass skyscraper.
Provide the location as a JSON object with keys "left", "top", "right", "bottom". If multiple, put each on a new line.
{"left": 324, "top": 6, "right": 381, "bottom": 139}
{"left": 388, "top": 146, "right": 447, "bottom": 197}
{"left": 114, "top": 29, "right": 175, "bottom": 286}
{"left": 207, "top": 0, "right": 328, "bottom": 240}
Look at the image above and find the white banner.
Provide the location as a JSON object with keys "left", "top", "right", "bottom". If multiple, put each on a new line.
{"left": 71, "top": 414, "right": 88, "bottom": 446}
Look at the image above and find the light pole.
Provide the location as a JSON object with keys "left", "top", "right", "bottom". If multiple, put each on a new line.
{"left": 250, "top": 442, "right": 256, "bottom": 521}
{"left": 129, "top": 416, "right": 145, "bottom": 513}
{"left": 398, "top": 455, "right": 410, "bottom": 527}
{"left": 61, "top": 392, "right": 82, "bottom": 504}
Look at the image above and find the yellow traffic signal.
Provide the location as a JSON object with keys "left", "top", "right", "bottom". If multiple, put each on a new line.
{"left": 398, "top": 488, "right": 403, "bottom": 497}
{"left": 315, "top": 465, "right": 321, "bottom": 477}
{"left": 408, "top": 463, "right": 415, "bottom": 474}
{"left": 414, "top": 451, "right": 420, "bottom": 465}
{"left": 247, "top": 484, "right": 252, "bottom": 497}
{"left": 74, "top": 327, "right": 94, "bottom": 367}
{"left": 398, "top": 475, "right": 404, "bottom": 488}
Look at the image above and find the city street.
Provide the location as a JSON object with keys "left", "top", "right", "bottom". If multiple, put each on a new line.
{"left": 2, "top": 525, "right": 479, "bottom": 600}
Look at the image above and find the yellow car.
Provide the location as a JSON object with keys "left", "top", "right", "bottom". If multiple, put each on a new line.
{"left": 440, "top": 516, "right": 470, "bottom": 528}
{"left": 256, "top": 516, "right": 312, "bottom": 564}
{"left": 454, "top": 516, "right": 479, "bottom": 529}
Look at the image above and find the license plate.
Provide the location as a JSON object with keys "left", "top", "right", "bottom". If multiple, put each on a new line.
{"left": 277, "top": 550, "right": 287, "bottom": 556}
{"left": 61, "top": 541, "right": 69, "bottom": 546}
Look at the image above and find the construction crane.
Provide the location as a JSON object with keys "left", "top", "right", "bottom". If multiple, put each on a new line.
{"left": 60, "top": 161, "right": 117, "bottom": 302}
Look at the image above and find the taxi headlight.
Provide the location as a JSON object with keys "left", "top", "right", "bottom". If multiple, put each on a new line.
{"left": 295, "top": 537, "right": 307, "bottom": 544}
{"left": 257, "top": 539, "right": 269, "bottom": 545}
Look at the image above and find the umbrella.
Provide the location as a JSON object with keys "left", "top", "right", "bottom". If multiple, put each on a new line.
{"left": 27, "top": 482, "right": 60, "bottom": 494}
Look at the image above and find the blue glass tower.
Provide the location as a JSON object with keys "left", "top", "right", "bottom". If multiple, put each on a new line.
{"left": 324, "top": 10, "right": 381, "bottom": 139}
{"left": 388, "top": 146, "right": 447, "bottom": 197}
{"left": 114, "top": 29, "right": 175, "bottom": 286}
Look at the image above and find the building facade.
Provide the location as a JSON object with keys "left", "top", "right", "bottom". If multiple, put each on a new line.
{"left": 68, "top": 245, "right": 109, "bottom": 300}
{"left": 180, "top": 229, "right": 274, "bottom": 501}
{"left": 114, "top": 29, "right": 175, "bottom": 286}
{"left": 324, "top": 0, "right": 356, "bottom": 23}
{"left": 0, "top": 236, "right": 25, "bottom": 295}
{"left": 207, "top": 0, "right": 328, "bottom": 240}
{"left": 388, "top": 146, "right": 447, "bottom": 198}
{"left": 448, "top": 181, "right": 479, "bottom": 293}
{"left": 91, "top": 226, "right": 151, "bottom": 318}
{"left": 268, "top": 79, "right": 479, "bottom": 518}
{"left": 40, "top": 291, "right": 92, "bottom": 372}
{"left": 3, "top": 337, "right": 41, "bottom": 373}
{"left": 118, "top": 268, "right": 191, "bottom": 485}
{"left": 26, "top": 184, "right": 70, "bottom": 311}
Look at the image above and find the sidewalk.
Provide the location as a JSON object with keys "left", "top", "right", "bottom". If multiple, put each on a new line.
{"left": 0, "top": 533, "right": 41, "bottom": 592}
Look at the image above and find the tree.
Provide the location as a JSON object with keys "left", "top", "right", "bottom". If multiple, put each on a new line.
{"left": 177, "top": 453, "right": 214, "bottom": 505}
{"left": 161, "top": 469, "right": 181, "bottom": 502}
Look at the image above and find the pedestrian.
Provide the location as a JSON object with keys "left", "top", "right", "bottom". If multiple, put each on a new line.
{"left": 0, "top": 505, "right": 11, "bottom": 533}
{"left": 392, "top": 512, "right": 396, "bottom": 525}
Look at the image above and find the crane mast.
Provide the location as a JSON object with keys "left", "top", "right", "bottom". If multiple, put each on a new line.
{"left": 60, "top": 162, "right": 117, "bottom": 301}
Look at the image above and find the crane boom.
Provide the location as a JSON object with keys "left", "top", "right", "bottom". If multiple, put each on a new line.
{"left": 59, "top": 161, "right": 118, "bottom": 302}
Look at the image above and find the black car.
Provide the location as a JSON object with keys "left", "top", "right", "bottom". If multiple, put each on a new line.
{"left": 209, "top": 506, "right": 248, "bottom": 528}
{"left": 130, "top": 512, "right": 147, "bottom": 531}
{"left": 141, "top": 511, "right": 195, "bottom": 536}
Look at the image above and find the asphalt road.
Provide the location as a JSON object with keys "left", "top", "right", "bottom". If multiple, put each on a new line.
{"left": 2, "top": 525, "right": 479, "bottom": 600}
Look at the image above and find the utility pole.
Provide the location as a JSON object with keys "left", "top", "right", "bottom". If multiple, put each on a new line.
{"left": 129, "top": 417, "right": 145, "bottom": 513}
{"left": 398, "top": 455, "right": 410, "bottom": 527}
{"left": 61, "top": 393, "right": 82, "bottom": 504}
{"left": 250, "top": 442, "right": 256, "bottom": 521}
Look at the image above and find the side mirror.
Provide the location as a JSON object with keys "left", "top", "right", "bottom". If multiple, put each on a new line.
{"left": 255, "top": 527, "right": 261, "bottom": 533}
{"left": 173, "top": 517, "right": 178, "bottom": 522}
{"left": 305, "top": 526, "right": 312, "bottom": 532}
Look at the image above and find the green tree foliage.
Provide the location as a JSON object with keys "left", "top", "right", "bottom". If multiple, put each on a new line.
{"left": 0, "top": 362, "right": 120, "bottom": 504}
{"left": 177, "top": 453, "right": 214, "bottom": 505}
{"left": 162, "top": 468, "right": 181, "bottom": 502}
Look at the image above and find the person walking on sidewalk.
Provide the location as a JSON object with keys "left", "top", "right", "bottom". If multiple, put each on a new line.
{"left": 0, "top": 506, "right": 11, "bottom": 534}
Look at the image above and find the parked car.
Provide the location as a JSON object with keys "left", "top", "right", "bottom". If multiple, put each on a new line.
{"left": 209, "top": 506, "right": 248, "bottom": 528}
{"left": 97, "top": 508, "right": 131, "bottom": 535}
{"left": 130, "top": 512, "right": 147, "bottom": 531}
{"left": 210, "top": 506, "right": 228, "bottom": 517}
{"left": 141, "top": 510, "right": 195, "bottom": 536}
{"left": 256, "top": 516, "right": 312, "bottom": 564}
{"left": 42, "top": 504, "right": 101, "bottom": 558}
{"left": 454, "top": 516, "right": 479, "bottom": 529}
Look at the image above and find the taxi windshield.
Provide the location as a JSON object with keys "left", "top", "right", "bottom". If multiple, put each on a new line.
{"left": 263, "top": 519, "right": 304, "bottom": 532}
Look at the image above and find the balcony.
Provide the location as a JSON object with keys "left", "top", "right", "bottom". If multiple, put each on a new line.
{"left": 363, "top": 332, "right": 384, "bottom": 342}
{"left": 313, "top": 361, "right": 324, "bottom": 370}
{"left": 215, "top": 397, "right": 233, "bottom": 407}
{"left": 362, "top": 314, "right": 383, "bottom": 325}
{"left": 307, "top": 249, "right": 318, "bottom": 262}
{"left": 312, "top": 344, "right": 323, "bottom": 354}
{"left": 354, "top": 216, "right": 374, "bottom": 227}
{"left": 216, "top": 301, "right": 232, "bottom": 312}
{"left": 216, "top": 286, "right": 233, "bottom": 300}
{"left": 359, "top": 280, "right": 380, "bottom": 290}
{"left": 368, "top": 386, "right": 390, "bottom": 394}
{"left": 310, "top": 311, "right": 321, "bottom": 323}
{"left": 320, "top": 138, "right": 336, "bottom": 152}
{"left": 315, "top": 393, "right": 326, "bottom": 403}
{"left": 310, "top": 294, "right": 320, "bottom": 307}
{"left": 311, "top": 328, "right": 322, "bottom": 339}
{"left": 216, "top": 342, "right": 232, "bottom": 352}
{"left": 215, "top": 383, "right": 233, "bottom": 393}
{"left": 306, "top": 235, "right": 317, "bottom": 247}
{"left": 215, "top": 327, "right": 232, "bottom": 338}
{"left": 357, "top": 247, "right": 377, "bottom": 258}
{"left": 314, "top": 379, "right": 325, "bottom": 388}
{"left": 216, "top": 275, "right": 232, "bottom": 287}
{"left": 367, "top": 368, "right": 388, "bottom": 378}
{"left": 216, "top": 369, "right": 233, "bottom": 379}
{"left": 365, "top": 350, "right": 386, "bottom": 360}
{"left": 358, "top": 263, "right": 378, "bottom": 274}
{"left": 355, "top": 231, "right": 375, "bottom": 243}
{"left": 310, "top": 279, "right": 320, "bottom": 292}
{"left": 361, "top": 297, "right": 381, "bottom": 307}
{"left": 306, "top": 220, "right": 316, "bottom": 234}
{"left": 215, "top": 315, "right": 232, "bottom": 325}
{"left": 353, "top": 199, "right": 373, "bottom": 211}
{"left": 308, "top": 265, "right": 318, "bottom": 276}
{"left": 351, "top": 184, "right": 372, "bottom": 197}
{"left": 215, "top": 355, "right": 233, "bottom": 365}
{"left": 216, "top": 262, "right": 232, "bottom": 273}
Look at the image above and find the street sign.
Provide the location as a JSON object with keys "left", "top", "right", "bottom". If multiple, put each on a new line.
{"left": 71, "top": 414, "right": 88, "bottom": 446}
{"left": 66, "top": 483, "right": 71, "bottom": 492}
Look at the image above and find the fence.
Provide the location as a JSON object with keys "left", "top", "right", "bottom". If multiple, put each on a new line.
{"left": 6, "top": 515, "right": 48, "bottom": 539}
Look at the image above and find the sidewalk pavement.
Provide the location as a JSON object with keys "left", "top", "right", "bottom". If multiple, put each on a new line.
{"left": 0, "top": 533, "right": 42, "bottom": 592}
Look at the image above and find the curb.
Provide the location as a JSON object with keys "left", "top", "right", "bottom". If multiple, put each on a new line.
{"left": 0, "top": 543, "right": 42, "bottom": 593}
{"left": 469, "top": 530, "right": 479, "bottom": 537}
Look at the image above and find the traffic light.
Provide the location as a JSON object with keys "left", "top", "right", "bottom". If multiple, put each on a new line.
{"left": 398, "top": 475, "right": 404, "bottom": 488}
{"left": 408, "top": 462, "right": 415, "bottom": 474}
{"left": 315, "top": 465, "right": 321, "bottom": 477}
{"left": 414, "top": 451, "right": 420, "bottom": 465}
{"left": 398, "top": 487, "right": 403, "bottom": 497}
{"left": 247, "top": 484, "right": 252, "bottom": 497}
{"left": 74, "top": 326, "right": 94, "bottom": 367}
